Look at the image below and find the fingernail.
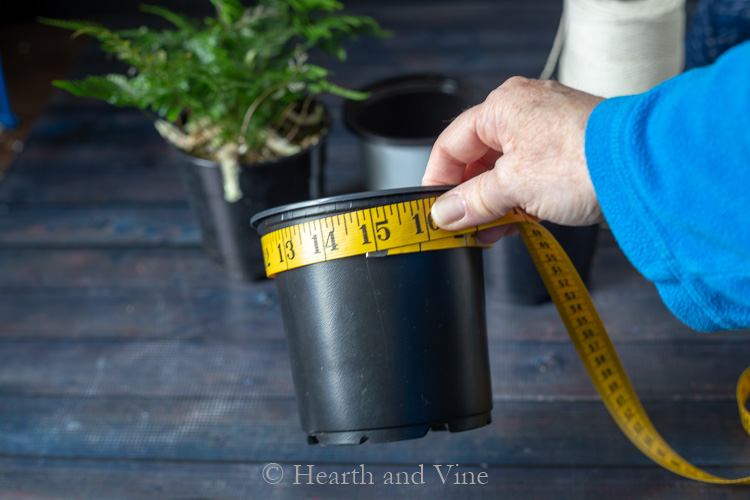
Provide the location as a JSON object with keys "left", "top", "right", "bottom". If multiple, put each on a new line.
{"left": 432, "top": 195, "right": 466, "bottom": 227}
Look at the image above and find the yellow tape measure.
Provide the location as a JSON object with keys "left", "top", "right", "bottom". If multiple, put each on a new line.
{"left": 260, "top": 195, "right": 750, "bottom": 484}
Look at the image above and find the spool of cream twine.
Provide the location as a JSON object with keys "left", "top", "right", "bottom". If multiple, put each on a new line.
{"left": 542, "top": 0, "right": 686, "bottom": 97}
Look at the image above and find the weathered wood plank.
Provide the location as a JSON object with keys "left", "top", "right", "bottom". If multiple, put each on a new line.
{"left": 0, "top": 339, "right": 747, "bottom": 399}
{"left": 0, "top": 154, "right": 187, "bottom": 204}
{"left": 0, "top": 247, "right": 226, "bottom": 287}
{"left": 0, "top": 286, "right": 282, "bottom": 340}
{"left": 12, "top": 107, "right": 164, "bottom": 151}
{"left": 1, "top": 397, "right": 747, "bottom": 467}
{"left": 0, "top": 457, "right": 747, "bottom": 500}
{"left": 2, "top": 282, "right": 744, "bottom": 343}
{"left": 0, "top": 204, "right": 198, "bottom": 246}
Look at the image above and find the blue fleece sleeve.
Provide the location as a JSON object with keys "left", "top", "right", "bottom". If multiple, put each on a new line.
{"left": 585, "top": 40, "right": 750, "bottom": 332}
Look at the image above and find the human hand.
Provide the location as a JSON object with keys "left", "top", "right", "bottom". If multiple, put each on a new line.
{"left": 422, "top": 77, "right": 605, "bottom": 242}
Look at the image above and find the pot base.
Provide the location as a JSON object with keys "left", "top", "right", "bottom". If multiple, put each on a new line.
{"left": 307, "top": 411, "right": 492, "bottom": 445}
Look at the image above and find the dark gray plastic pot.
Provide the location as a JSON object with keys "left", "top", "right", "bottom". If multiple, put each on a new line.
{"left": 175, "top": 135, "right": 327, "bottom": 282}
{"left": 344, "top": 74, "right": 480, "bottom": 190}
{"left": 252, "top": 186, "right": 493, "bottom": 445}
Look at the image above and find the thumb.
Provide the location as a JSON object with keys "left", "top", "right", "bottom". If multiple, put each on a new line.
{"left": 430, "top": 167, "right": 516, "bottom": 231}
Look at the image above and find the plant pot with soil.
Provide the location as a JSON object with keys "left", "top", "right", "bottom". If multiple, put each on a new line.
{"left": 42, "top": 0, "right": 389, "bottom": 280}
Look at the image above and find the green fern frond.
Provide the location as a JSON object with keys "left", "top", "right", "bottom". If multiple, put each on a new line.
{"left": 288, "top": 0, "right": 343, "bottom": 14}
{"left": 139, "top": 4, "right": 196, "bottom": 32}
{"left": 39, "top": 18, "right": 107, "bottom": 39}
{"left": 52, "top": 75, "right": 140, "bottom": 107}
{"left": 209, "top": 0, "right": 246, "bottom": 25}
{"left": 309, "top": 80, "right": 370, "bottom": 101}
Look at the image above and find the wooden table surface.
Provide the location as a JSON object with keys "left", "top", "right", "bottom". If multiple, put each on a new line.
{"left": 1, "top": 1, "right": 749, "bottom": 498}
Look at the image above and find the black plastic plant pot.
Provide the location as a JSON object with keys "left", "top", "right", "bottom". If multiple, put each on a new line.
{"left": 176, "top": 139, "right": 326, "bottom": 282}
{"left": 251, "top": 187, "right": 493, "bottom": 445}
{"left": 344, "top": 74, "right": 480, "bottom": 190}
{"left": 503, "top": 223, "right": 599, "bottom": 305}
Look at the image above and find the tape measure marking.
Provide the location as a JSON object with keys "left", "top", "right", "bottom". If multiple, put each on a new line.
{"left": 259, "top": 196, "right": 750, "bottom": 484}
{"left": 261, "top": 196, "right": 528, "bottom": 277}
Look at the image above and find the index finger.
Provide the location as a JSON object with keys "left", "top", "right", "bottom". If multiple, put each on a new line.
{"left": 422, "top": 103, "right": 502, "bottom": 186}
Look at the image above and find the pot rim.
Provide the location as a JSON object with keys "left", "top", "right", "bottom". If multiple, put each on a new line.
{"left": 343, "top": 73, "right": 480, "bottom": 146}
{"left": 251, "top": 185, "right": 453, "bottom": 231}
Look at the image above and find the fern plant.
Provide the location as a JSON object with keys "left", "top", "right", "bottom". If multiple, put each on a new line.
{"left": 41, "top": 0, "right": 389, "bottom": 200}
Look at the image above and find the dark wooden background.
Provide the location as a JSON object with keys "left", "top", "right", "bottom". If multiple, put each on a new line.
{"left": 1, "top": 0, "right": 749, "bottom": 498}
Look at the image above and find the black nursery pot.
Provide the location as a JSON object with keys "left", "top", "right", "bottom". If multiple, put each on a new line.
{"left": 252, "top": 187, "right": 493, "bottom": 445}
{"left": 344, "top": 74, "right": 480, "bottom": 190}
{"left": 504, "top": 223, "right": 599, "bottom": 304}
{"left": 176, "top": 139, "right": 326, "bottom": 282}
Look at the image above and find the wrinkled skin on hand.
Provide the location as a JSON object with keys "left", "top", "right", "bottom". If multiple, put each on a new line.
{"left": 422, "top": 77, "right": 605, "bottom": 243}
